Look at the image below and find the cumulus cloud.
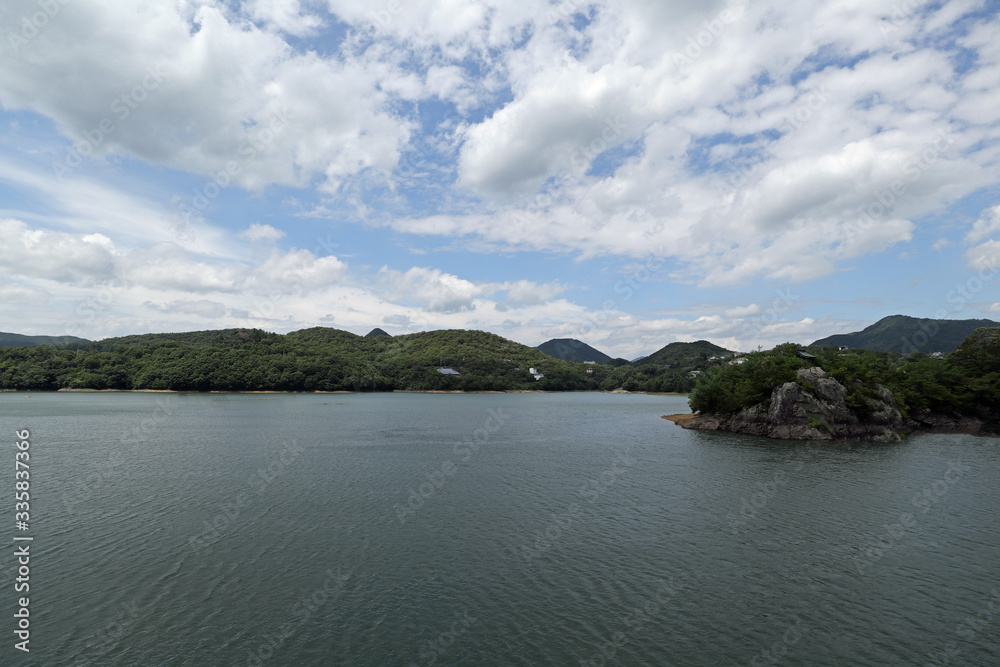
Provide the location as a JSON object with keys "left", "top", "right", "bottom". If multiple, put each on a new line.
{"left": 0, "top": 218, "right": 118, "bottom": 285}
{"left": 377, "top": 266, "right": 483, "bottom": 313}
{"left": 244, "top": 0, "right": 325, "bottom": 36}
{"left": 144, "top": 299, "right": 229, "bottom": 318}
{"left": 967, "top": 204, "right": 1000, "bottom": 245}
{"left": 0, "top": 283, "right": 51, "bottom": 304}
{"left": 0, "top": 1, "right": 409, "bottom": 192}
{"left": 239, "top": 223, "right": 286, "bottom": 242}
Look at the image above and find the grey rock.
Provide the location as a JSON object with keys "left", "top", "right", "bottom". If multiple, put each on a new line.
{"left": 679, "top": 366, "right": 905, "bottom": 442}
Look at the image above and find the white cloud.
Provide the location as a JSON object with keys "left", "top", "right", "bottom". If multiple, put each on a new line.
{"left": 0, "top": 218, "right": 118, "bottom": 285}
{"left": 0, "top": 1, "right": 410, "bottom": 193}
{"left": 239, "top": 223, "right": 286, "bottom": 243}
{"left": 966, "top": 239, "right": 1000, "bottom": 274}
{"left": 966, "top": 204, "right": 1000, "bottom": 245}
{"left": 377, "top": 266, "right": 483, "bottom": 313}
{"left": 0, "top": 283, "right": 51, "bottom": 305}
{"left": 144, "top": 299, "right": 229, "bottom": 318}
{"left": 245, "top": 0, "right": 325, "bottom": 36}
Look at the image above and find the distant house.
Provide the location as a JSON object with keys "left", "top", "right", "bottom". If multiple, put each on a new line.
{"left": 586, "top": 368, "right": 594, "bottom": 374}
{"left": 437, "top": 368, "right": 460, "bottom": 375}
{"left": 528, "top": 367, "right": 545, "bottom": 380}
{"left": 689, "top": 370, "right": 702, "bottom": 378}
{"left": 583, "top": 360, "right": 597, "bottom": 365}
{"left": 796, "top": 351, "right": 817, "bottom": 363}
{"left": 837, "top": 345, "right": 849, "bottom": 351}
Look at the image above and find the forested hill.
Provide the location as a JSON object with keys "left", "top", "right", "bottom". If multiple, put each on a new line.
{"left": 0, "top": 332, "right": 91, "bottom": 347}
{"left": 0, "top": 327, "right": 622, "bottom": 392}
{"left": 811, "top": 315, "right": 1000, "bottom": 354}
{"left": 535, "top": 338, "right": 614, "bottom": 364}
{"left": 640, "top": 340, "right": 734, "bottom": 367}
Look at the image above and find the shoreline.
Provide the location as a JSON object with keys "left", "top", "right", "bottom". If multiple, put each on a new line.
{"left": 663, "top": 412, "right": 1000, "bottom": 440}
{"left": 0, "top": 388, "right": 689, "bottom": 396}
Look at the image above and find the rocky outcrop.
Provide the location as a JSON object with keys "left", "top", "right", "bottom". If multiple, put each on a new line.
{"left": 667, "top": 367, "right": 905, "bottom": 442}
{"left": 904, "top": 410, "right": 1000, "bottom": 437}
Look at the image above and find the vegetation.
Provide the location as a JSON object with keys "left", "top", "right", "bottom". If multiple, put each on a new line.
{"left": 638, "top": 339, "right": 734, "bottom": 368}
{"left": 536, "top": 338, "right": 614, "bottom": 364}
{"left": 0, "top": 332, "right": 91, "bottom": 347}
{"left": 689, "top": 329, "right": 1000, "bottom": 419}
{"left": 0, "top": 328, "right": 619, "bottom": 392}
{"left": 810, "top": 314, "right": 1000, "bottom": 355}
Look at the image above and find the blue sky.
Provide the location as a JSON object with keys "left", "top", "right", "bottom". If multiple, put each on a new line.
{"left": 0, "top": 0, "right": 999, "bottom": 359}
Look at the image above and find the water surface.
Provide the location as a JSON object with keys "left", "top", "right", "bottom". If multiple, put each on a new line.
{"left": 2, "top": 391, "right": 998, "bottom": 665}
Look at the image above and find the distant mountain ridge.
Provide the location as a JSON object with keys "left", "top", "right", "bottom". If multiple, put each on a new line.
{"left": 810, "top": 315, "right": 1000, "bottom": 354}
{"left": 536, "top": 338, "right": 613, "bottom": 364}
{"left": 0, "top": 332, "right": 91, "bottom": 347}
{"left": 640, "top": 340, "right": 735, "bottom": 368}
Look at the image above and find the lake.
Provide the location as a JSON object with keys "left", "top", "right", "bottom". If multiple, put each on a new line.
{"left": 2, "top": 391, "right": 999, "bottom": 666}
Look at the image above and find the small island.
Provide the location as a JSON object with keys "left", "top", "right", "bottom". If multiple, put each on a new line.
{"left": 665, "top": 328, "right": 1000, "bottom": 442}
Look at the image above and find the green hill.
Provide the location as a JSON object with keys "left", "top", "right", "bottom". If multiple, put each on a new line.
{"left": 536, "top": 338, "right": 613, "bottom": 364}
{"left": 0, "top": 332, "right": 91, "bottom": 347}
{"left": 0, "top": 327, "right": 614, "bottom": 392}
{"left": 365, "top": 328, "right": 391, "bottom": 338}
{"left": 98, "top": 329, "right": 254, "bottom": 347}
{"left": 640, "top": 340, "right": 734, "bottom": 368}
{"left": 811, "top": 315, "right": 1000, "bottom": 354}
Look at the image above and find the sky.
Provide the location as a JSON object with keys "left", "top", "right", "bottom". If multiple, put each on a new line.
{"left": 0, "top": 0, "right": 999, "bottom": 359}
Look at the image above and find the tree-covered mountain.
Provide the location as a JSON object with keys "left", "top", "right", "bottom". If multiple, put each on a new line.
{"left": 536, "top": 338, "right": 613, "bottom": 364}
{"left": 0, "top": 327, "right": 618, "bottom": 392}
{"left": 365, "top": 328, "right": 391, "bottom": 338}
{"left": 640, "top": 340, "right": 735, "bottom": 367}
{"left": 811, "top": 315, "right": 1000, "bottom": 354}
{"left": 593, "top": 340, "right": 737, "bottom": 393}
{"left": 0, "top": 332, "right": 91, "bottom": 347}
